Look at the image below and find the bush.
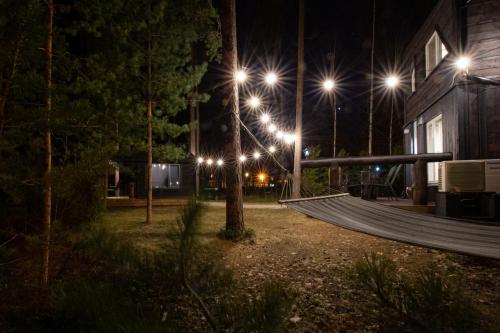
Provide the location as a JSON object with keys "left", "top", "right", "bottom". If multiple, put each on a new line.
{"left": 353, "top": 253, "right": 481, "bottom": 332}
{"left": 52, "top": 150, "right": 107, "bottom": 226}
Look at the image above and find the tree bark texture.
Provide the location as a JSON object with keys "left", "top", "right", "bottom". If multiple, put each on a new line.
{"left": 41, "top": 0, "right": 54, "bottom": 287}
{"left": 292, "top": 0, "right": 304, "bottom": 199}
{"left": 220, "top": 0, "right": 244, "bottom": 234}
{"left": 146, "top": 18, "right": 153, "bottom": 224}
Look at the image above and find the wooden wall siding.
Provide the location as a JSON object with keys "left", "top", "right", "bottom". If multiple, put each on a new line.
{"left": 403, "top": 0, "right": 462, "bottom": 124}
{"left": 480, "top": 85, "right": 500, "bottom": 158}
{"left": 467, "top": 0, "right": 500, "bottom": 78}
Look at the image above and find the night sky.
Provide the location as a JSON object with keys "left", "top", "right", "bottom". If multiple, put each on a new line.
{"left": 199, "top": 0, "right": 438, "bottom": 172}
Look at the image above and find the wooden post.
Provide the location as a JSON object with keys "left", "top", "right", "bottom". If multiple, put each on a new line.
{"left": 413, "top": 159, "right": 428, "bottom": 205}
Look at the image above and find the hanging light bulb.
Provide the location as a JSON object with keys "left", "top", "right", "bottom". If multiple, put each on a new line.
{"left": 197, "top": 157, "right": 204, "bottom": 164}
{"left": 206, "top": 158, "right": 213, "bottom": 166}
{"left": 260, "top": 113, "right": 271, "bottom": 124}
{"left": 216, "top": 159, "right": 224, "bottom": 166}
{"left": 267, "top": 123, "right": 277, "bottom": 133}
{"left": 265, "top": 72, "right": 278, "bottom": 86}
{"left": 276, "top": 130, "right": 284, "bottom": 139}
{"left": 235, "top": 69, "right": 247, "bottom": 83}
{"left": 253, "top": 151, "right": 261, "bottom": 159}
{"left": 247, "top": 96, "right": 261, "bottom": 109}
{"left": 269, "top": 145, "right": 276, "bottom": 153}
{"left": 239, "top": 155, "right": 247, "bottom": 162}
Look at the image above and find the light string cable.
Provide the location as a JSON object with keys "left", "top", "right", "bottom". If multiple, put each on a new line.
{"left": 230, "top": 109, "right": 290, "bottom": 174}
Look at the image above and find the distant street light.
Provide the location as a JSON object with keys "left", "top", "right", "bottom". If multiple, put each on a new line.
{"left": 385, "top": 74, "right": 400, "bottom": 155}
{"left": 385, "top": 75, "right": 399, "bottom": 88}
{"left": 322, "top": 79, "right": 335, "bottom": 91}
{"left": 265, "top": 72, "right": 278, "bottom": 86}
{"left": 322, "top": 79, "right": 338, "bottom": 158}
{"left": 235, "top": 69, "right": 247, "bottom": 83}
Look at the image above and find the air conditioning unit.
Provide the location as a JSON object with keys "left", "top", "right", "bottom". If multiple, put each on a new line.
{"left": 438, "top": 160, "right": 500, "bottom": 193}
{"left": 485, "top": 160, "right": 500, "bottom": 192}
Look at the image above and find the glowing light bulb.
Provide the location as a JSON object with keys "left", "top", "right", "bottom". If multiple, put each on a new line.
{"left": 239, "top": 155, "right": 247, "bottom": 162}
{"left": 267, "top": 123, "right": 277, "bottom": 133}
{"left": 217, "top": 159, "right": 223, "bottom": 166}
{"left": 269, "top": 145, "right": 276, "bottom": 153}
{"left": 455, "top": 56, "right": 471, "bottom": 72}
{"left": 197, "top": 157, "right": 204, "bottom": 164}
{"left": 235, "top": 69, "right": 247, "bottom": 83}
{"left": 385, "top": 75, "right": 399, "bottom": 88}
{"left": 276, "top": 131, "right": 284, "bottom": 139}
{"left": 206, "top": 158, "right": 213, "bottom": 166}
{"left": 265, "top": 72, "right": 278, "bottom": 85}
{"left": 323, "top": 79, "right": 335, "bottom": 91}
{"left": 284, "top": 133, "right": 295, "bottom": 144}
{"left": 245, "top": 172, "right": 249, "bottom": 178}
{"left": 260, "top": 113, "right": 271, "bottom": 124}
{"left": 248, "top": 96, "right": 261, "bottom": 109}
{"left": 253, "top": 151, "right": 261, "bottom": 159}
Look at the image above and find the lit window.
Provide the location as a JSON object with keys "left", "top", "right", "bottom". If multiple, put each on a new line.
{"left": 425, "top": 31, "right": 448, "bottom": 76}
{"left": 426, "top": 115, "right": 443, "bottom": 183}
{"left": 152, "top": 164, "right": 181, "bottom": 189}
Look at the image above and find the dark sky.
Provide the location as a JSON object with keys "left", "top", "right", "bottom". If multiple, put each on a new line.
{"left": 199, "top": 0, "right": 437, "bottom": 172}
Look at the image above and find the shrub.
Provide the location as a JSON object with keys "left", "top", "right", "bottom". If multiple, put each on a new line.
{"left": 353, "top": 253, "right": 481, "bottom": 332}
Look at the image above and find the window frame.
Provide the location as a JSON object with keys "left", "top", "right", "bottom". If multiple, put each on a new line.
{"left": 425, "top": 31, "right": 448, "bottom": 77}
{"left": 426, "top": 114, "right": 443, "bottom": 184}
{"left": 151, "top": 163, "right": 182, "bottom": 190}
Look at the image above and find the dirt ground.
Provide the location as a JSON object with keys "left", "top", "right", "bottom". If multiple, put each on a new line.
{"left": 105, "top": 206, "right": 500, "bottom": 332}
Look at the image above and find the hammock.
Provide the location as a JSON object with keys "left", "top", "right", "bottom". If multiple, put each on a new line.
{"left": 279, "top": 193, "right": 500, "bottom": 260}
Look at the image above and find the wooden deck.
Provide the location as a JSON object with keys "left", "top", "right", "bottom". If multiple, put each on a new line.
{"left": 106, "top": 197, "right": 190, "bottom": 207}
{"left": 376, "top": 198, "right": 435, "bottom": 214}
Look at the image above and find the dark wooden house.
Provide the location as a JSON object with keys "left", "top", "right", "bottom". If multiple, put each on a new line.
{"left": 402, "top": 0, "right": 500, "bottom": 190}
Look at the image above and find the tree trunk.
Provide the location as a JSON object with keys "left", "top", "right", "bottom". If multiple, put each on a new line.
{"left": 220, "top": 0, "right": 244, "bottom": 234}
{"left": 292, "top": 0, "right": 305, "bottom": 199}
{"left": 146, "top": 21, "right": 153, "bottom": 224}
{"left": 0, "top": 40, "right": 21, "bottom": 137}
{"left": 368, "top": 0, "right": 376, "bottom": 156}
{"left": 389, "top": 93, "right": 394, "bottom": 155}
{"left": 41, "top": 0, "right": 54, "bottom": 287}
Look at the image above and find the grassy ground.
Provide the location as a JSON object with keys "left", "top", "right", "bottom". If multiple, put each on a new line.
{"left": 104, "top": 206, "right": 500, "bottom": 332}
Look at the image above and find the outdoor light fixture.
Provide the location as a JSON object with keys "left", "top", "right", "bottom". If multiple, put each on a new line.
{"left": 197, "top": 157, "right": 204, "bottom": 164}
{"left": 260, "top": 113, "right": 271, "bottom": 124}
{"left": 284, "top": 133, "right": 295, "bottom": 144}
{"left": 267, "top": 123, "right": 277, "bottom": 133}
{"left": 385, "top": 75, "right": 399, "bottom": 88}
{"left": 248, "top": 96, "right": 261, "bottom": 109}
{"left": 245, "top": 172, "right": 249, "bottom": 178}
{"left": 455, "top": 56, "right": 471, "bottom": 73}
{"left": 276, "top": 130, "right": 284, "bottom": 139}
{"left": 235, "top": 69, "right": 247, "bottom": 83}
{"left": 239, "top": 155, "right": 247, "bottom": 162}
{"left": 216, "top": 159, "right": 224, "bottom": 166}
{"left": 323, "top": 79, "right": 335, "bottom": 91}
{"left": 253, "top": 151, "right": 261, "bottom": 159}
{"left": 206, "top": 158, "right": 213, "bottom": 166}
{"left": 269, "top": 145, "right": 276, "bottom": 153}
{"left": 265, "top": 72, "right": 278, "bottom": 85}
{"left": 258, "top": 173, "right": 265, "bottom": 182}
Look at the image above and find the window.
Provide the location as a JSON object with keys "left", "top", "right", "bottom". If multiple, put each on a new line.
{"left": 412, "top": 121, "right": 418, "bottom": 154}
{"left": 152, "top": 164, "right": 181, "bottom": 189}
{"left": 425, "top": 31, "right": 448, "bottom": 76}
{"left": 411, "top": 67, "right": 416, "bottom": 92}
{"left": 426, "top": 115, "right": 443, "bottom": 183}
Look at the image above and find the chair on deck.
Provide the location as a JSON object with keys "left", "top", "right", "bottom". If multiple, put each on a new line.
{"left": 371, "top": 164, "right": 402, "bottom": 199}
{"left": 347, "top": 164, "right": 402, "bottom": 200}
